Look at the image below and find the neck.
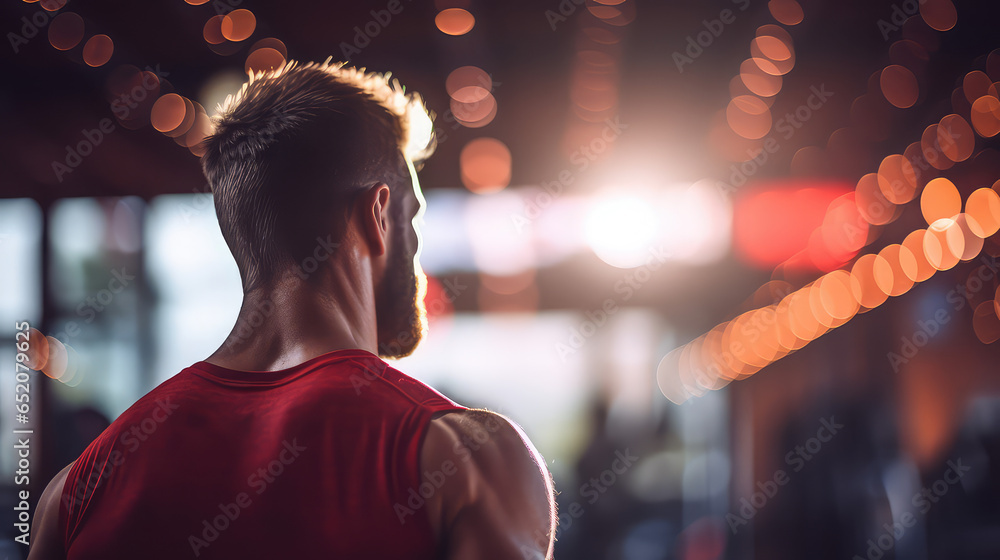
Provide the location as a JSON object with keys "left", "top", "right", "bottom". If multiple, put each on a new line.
{"left": 206, "top": 260, "right": 379, "bottom": 372}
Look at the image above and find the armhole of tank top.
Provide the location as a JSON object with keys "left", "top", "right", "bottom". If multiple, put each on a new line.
{"left": 415, "top": 409, "right": 467, "bottom": 532}
{"left": 58, "top": 458, "right": 82, "bottom": 551}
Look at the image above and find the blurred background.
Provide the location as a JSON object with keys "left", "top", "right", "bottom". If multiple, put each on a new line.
{"left": 2, "top": 0, "right": 1000, "bottom": 558}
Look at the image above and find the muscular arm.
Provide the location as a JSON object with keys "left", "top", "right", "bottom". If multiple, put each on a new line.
{"left": 27, "top": 461, "right": 74, "bottom": 560}
{"left": 423, "top": 409, "right": 557, "bottom": 560}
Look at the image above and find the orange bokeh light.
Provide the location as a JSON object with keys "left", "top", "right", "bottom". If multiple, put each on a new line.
{"left": 937, "top": 114, "right": 975, "bottom": 162}
{"left": 855, "top": 172, "right": 897, "bottom": 226}
{"left": 767, "top": 0, "right": 804, "bottom": 25}
{"left": 877, "top": 154, "right": 918, "bottom": 204}
{"left": 82, "top": 34, "right": 114, "bottom": 67}
{"left": 850, "top": 253, "right": 891, "bottom": 309}
{"left": 965, "top": 187, "right": 1000, "bottom": 238}
{"left": 901, "top": 229, "right": 937, "bottom": 282}
{"left": 435, "top": 8, "right": 475, "bottom": 35}
{"left": 221, "top": 9, "right": 256, "bottom": 42}
{"left": 923, "top": 218, "right": 964, "bottom": 270}
{"left": 970, "top": 95, "right": 1000, "bottom": 138}
{"left": 876, "top": 244, "right": 917, "bottom": 297}
{"left": 880, "top": 65, "right": 919, "bottom": 109}
{"left": 48, "top": 12, "right": 84, "bottom": 51}
{"left": 921, "top": 177, "right": 961, "bottom": 225}
{"left": 151, "top": 94, "right": 187, "bottom": 133}
{"left": 919, "top": 0, "right": 957, "bottom": 32}
{"left": 460, "top": 138, "right": 511, "bottom": 194}
{"left": 727, "top": 95, "right": 772, "bottom": 139}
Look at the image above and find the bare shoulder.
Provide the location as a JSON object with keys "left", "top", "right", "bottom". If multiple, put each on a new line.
{"left": 423, "top": 409, "right": 556, "bottom": 559}
{"left": 27, "top": 460, "right": 75, "bottom": 560}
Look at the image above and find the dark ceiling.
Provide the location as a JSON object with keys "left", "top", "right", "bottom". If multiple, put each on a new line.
{"left": 2, "top": 0, "right": 999, "bottom": 331}
{"left": 3, "top": 0, "right": 996, "bottom": 203}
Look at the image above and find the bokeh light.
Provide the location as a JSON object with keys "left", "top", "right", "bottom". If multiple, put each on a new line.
{"left": 876, "top": 244, "right": 917, "bottom": 297}
{"left": 877, "top": 154, "right": 918, "bottom": 204}
{"left": 24, "top": 328, "right": 49, "bottom": 371}
{"left": 953, "top": 214, "right": 985, "bottom": 261}
{"left": 937, "top": 114, "right": 975, "bottom": 162}
{"left": 855, "top": 172, "right": 897, "bottom": 225}
{"left": 923, "top": 218, "right": 964, "bottom": 270}
{"left": 451, "top": 87, "right": 497, "bottom": 128}
{"left": 850, "top": 253, "right": 891, "bottom": 309}
{"left": 901, "top": 229, "right": 937, "bottom": 282}
{"left": 965, "top": 187, "right": 1000, "bottom": 238}
{"left": 921, "top": 124, "right": 954, "bottom": 170}
{"left": 245, "top": 47, "right": 286, "bottom": 74}
{"left": 919, "top": 0, "right": 958, "bottom": 32}
{"left": 921, "top": 177, "right": 961, "bottom": 225}
{"left": 447, "top": 66, "right": 492, "bottom": 96}
{"left": 48, "top": 12, "right": 84, "bottom": 51}
{"left": 203, "top": 15, "right": 225, "bottom": 45}
{"left": 584, "top": 194, "right": 659, "bottom": 269}
{"left": 460, "top": 138, "right": 511, "bottom": 194}
{"left": 221, "top": 9, "right": 256, "bottom": 42}
{"left": 151, "top": 94, "right": 187, "bottom": 133}
{"left": 727, "top": 95, "right": 771, "bottom": 139}
{"left": 82, "top": 34, "right": 114, "bottom": 67}
{"left": 767, "top": 0, "right": 803, "bottom": 25}
{"left": 963, "top": 70, "right": 992, "bottom": 103}
{"left": 739, "top": 59, "right": 783, "bottom": 97}
{"left": 970, "top": 95, "right": 1000, "bottom": 138}
{"left": 435, "top": 8, "right": 475, "bottom": 35}
{"left": 880, "top": 65, "right": 919, "bottom": 109}
{"left": 972, "top": 301, "right": 1000, "bottom": 344}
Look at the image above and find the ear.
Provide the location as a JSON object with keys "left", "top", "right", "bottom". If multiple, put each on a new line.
{"left": 360, "top": 182, "right": 391, "bottom": 258}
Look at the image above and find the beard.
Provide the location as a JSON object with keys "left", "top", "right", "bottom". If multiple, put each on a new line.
{"left": 375, "top": 228, "right": 427, "bottom": 359}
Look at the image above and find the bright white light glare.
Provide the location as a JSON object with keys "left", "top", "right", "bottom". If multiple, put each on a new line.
{"left": 405, "top": 102, "right": 435, "bottom": 160}
{"left": 660, "top": 180, "right": 732, "bottom": 264}
{"left": 583, "top": 180, "right": 732, "bottom": 268}
{"left": 198, "top": 69, "right": 247, "bottom": 117}
{"left": 464, "top": 190, "right": 537, "bottom": 275}
{"left": 584, "top": 193, "right": 659, "bottom": 268}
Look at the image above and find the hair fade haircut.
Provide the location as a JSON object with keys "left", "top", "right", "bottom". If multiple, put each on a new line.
{"left": 201, "top": 58, "right": 436, "bottom": 293}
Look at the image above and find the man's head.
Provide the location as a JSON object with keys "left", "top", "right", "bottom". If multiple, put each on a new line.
{"left": 201, "top": 59, "right": 435, "bottom": 359}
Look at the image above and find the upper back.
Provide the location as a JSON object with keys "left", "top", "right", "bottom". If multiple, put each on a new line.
{"left": 57, "top": 349, "right": 465, "bottom": 559}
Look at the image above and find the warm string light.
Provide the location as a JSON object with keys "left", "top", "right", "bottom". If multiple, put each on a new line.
{"left": 660, "top": 4, "right": 1000, "bottom": 403}
{"left": 659, "top": 183, "right": 1000, "bottom": 404}
{"left": 43, "top": 2, "right": 116, "bottom": 66}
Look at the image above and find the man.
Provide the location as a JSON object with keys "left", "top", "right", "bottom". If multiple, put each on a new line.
{"left": 28, "top": 60, "right": 556, "bottom": 559}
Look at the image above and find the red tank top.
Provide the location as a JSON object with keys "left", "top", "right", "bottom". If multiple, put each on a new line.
{"left": 58, "top": 349, "right": 465, "bottom": 558}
